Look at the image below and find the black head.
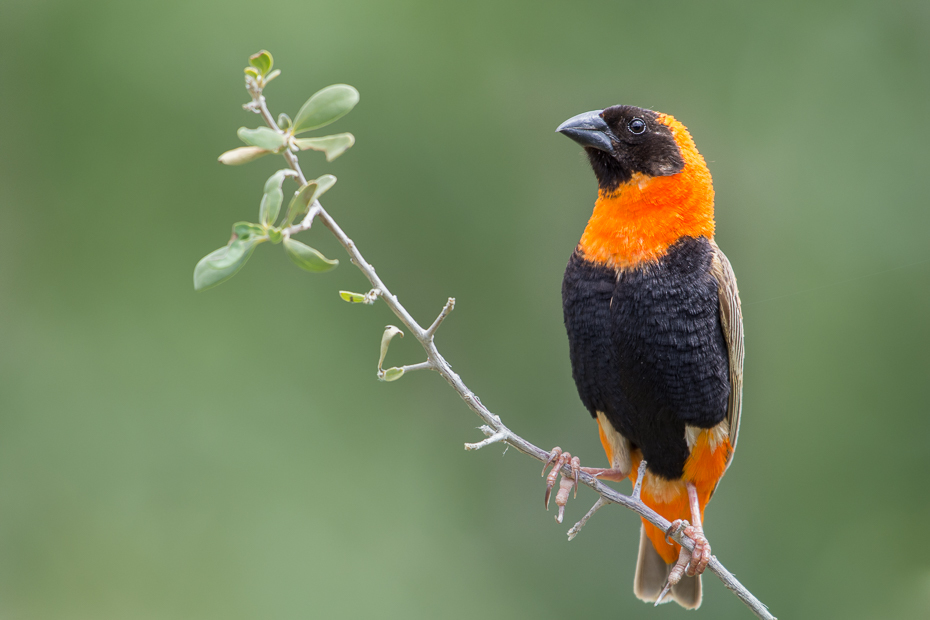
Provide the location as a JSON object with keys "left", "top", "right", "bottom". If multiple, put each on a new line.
{"left": 557, "top": 105, "right": 684, "bottom": 191}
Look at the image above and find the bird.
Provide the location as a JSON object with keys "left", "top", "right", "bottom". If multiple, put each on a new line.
{"left": 544, "top": 105, "right": 744, "bottom": 609}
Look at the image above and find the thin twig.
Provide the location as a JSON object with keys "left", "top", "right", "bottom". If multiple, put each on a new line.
{"left": 398, "top": 361, "right": 434, "bottom": 374}
{"left": 464, "top": 429, "right": 509, "bottom": 451}
{"left": 286, "top": 203, "right": 322, "bottom": 235}
{"left": 425, "top": 297, "right": 455, "bottom": 339}
{"left": 567, "top": 496, "right": 611, "bottom": 541}
{"left": 244, "top": 84, "right": 776, "bottom": 620}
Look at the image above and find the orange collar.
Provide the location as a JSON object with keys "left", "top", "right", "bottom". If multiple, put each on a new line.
{"left": 578, "top": 114, "right": 716, "bottom": 269}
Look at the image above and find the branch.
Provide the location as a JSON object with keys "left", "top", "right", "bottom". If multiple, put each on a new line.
{"left": 244, "top": 84, "right": 776, "bottom": 620}
{"left": 425, "top": 297, "right": 455, "bottom": 339}
{"left": 566, "top": 496, "right": 610, "bottom": 541}
{"left": 287, "top": 203, "right": 322, "bottom": 235}
{"left": 463, "top": 426, "right": 508, "bottom": 451}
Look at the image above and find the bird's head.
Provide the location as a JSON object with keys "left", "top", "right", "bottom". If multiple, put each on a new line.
{"left": 557, "top": 105, "right": 689, "bottom": 193}
{"left": 558, "top": 105, "right": 716, "bottom": 267}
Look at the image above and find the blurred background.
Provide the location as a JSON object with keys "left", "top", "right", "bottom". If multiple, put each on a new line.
{"left": 1, "top": 0, "right": 928, "bottom": 618}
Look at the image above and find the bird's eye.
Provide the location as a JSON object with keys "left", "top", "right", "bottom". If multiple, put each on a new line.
{"left": 629, "top": 118, "right": 646, "bottom": 134}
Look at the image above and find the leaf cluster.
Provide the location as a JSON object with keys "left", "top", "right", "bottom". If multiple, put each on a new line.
{"left": 194, "top": 51, "right": 358, "bottom": 291}
{"left": 219, "top": 51, "right": 358, "bottom": 166}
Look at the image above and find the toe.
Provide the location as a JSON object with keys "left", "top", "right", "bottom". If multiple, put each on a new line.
{"left": 542, "top": 447, "right": 563, "bottom": 477}
{"left": 665, "top": 519, "right": 686, "bottom": 545}
{"left": 667, "top": 546, "right": 691, "bottom": 586}
{"left": 683, "top": 526, "right": 711, "bottom": 576}
{"left": 570, "top": 456, "right": 581, "bottom": 498}
{"left": 544, "top": 452, "right": 571, "bottom": 509}
{"left": 554, "top": 475, "right": 574, "bottom": 523}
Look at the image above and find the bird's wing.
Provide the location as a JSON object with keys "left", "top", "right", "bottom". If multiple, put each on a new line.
{"left": 709, "top": 241, "right": 744, "bottom": 471}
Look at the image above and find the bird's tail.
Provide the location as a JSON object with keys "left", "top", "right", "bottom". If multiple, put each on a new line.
{"left": 633, "top": 524, "right": 702, "bottom": 609}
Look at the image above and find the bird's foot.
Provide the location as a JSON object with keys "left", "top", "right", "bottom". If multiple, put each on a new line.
{"left": 684, "top": 523, "right": 711, "bottom": 576}
{"left": 542, "top": 447, "right": 629, "bottom": 523}
{"left": 655, "top": 519, "right": 713, "bottom": 605}
{"left": 663, "top": 519, "right": 711, "bottom": 577}
{"left": 542, "top": 447, "right": 579, "bottom": 524}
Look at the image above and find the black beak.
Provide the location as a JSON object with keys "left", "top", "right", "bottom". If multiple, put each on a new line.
{"left": 556, "top": 109, "right": 615, "bottom": 154}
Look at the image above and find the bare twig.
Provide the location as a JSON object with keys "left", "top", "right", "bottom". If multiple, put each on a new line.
{"left": 286, "top": 204, "right": 322, "bottom": 235}
{"left": 425, "top": 297, "right": 455, "bottom": 339}
{"left": 567, "top": 496, "right": 611, "bottom": 541}
{"left": 398, "top": 361, "right": 434, "bottom": 374}
{"left": 464, "top": 427, "right": 509, "bottom": 451}
{"left": 243, "top": 83, "right": 776, "bottom": 620}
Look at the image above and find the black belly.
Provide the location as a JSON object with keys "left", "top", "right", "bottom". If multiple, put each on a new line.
{"left": 562, "top": 236, "right": 730, "bottom": 480}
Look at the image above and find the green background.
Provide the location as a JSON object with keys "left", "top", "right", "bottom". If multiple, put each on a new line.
{"left": 2, "top": 1, "right": 929, "bottom": 618}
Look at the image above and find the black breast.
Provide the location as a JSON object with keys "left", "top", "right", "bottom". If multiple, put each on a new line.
{"left": 562, "top": 236, "right": 730, "bottom": 480}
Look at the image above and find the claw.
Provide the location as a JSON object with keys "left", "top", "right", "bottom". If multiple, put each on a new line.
{"left": 544, "top": 460, "right": 560, "bottom": 508}
{"left": 570, "top": 456, "right": 580, "bottom": 498}
{"left": 544, "top": 451, "right": 572, "bottom": 509}
{"left": 654, "top": 580, "right": 673, "bottom": 606}
{"left": 665, "top": 519, "right": 688, "bottom": 545}
{"left": 542, "top": 447, "right": 562, "bottom": 477}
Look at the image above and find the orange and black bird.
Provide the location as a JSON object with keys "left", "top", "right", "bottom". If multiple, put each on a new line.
{"left": 545, "top": 106, "right": 744, "bottom": 608}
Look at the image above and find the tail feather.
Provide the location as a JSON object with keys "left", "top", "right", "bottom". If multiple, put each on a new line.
{"left": 633, "top": 525, "right": 702, "bottom": 609}
{"left": 671, "top": 571, "right": 702, "bottom": 610}
{"left": 634, "top": 524, "right": 670, "bottom": 603}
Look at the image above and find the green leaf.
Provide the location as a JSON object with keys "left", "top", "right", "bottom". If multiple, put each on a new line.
{"left": 283, "top": 174, "right": 337, "bottom": 227}
{"left": 248, "top": 50, "right": 273, "bottom": 76}
{"left": 381, "top": 367, "right": 405, "bottom": 382}
{"left": 205, "top": 238, "right": 255, "bottom": 269}
{"left": 218, "top": 146, "right": 270, "bottom": 165}
{"left": 193, "top": 239, "right": 259, "bottom": 291}
{"left": 244, "top": 67, "right": 260, "bottom": 78}
{"left": 293, "top": 133, "right": 355, "bottom": 162}
{"left": 264, "top": 69, "right": 281, "bottom": 84}
{"left": 277, "top": 113, "right": 292, "bottom": 131}
{"left": 237, "top": 127, "right": 287, "bottom": 152}
{"left": 233, "top": 221, "right": 264, "bottom": 239}
{"left": 263, "top": 169, "right": 291, "bottom": 194}
{"left": 292, "top": 84, "right": 359, "bottom": 134}
{"left": 267, "top": 228, "right": 283, "bottom": 244}
{"left": 339, "top": 290, "right": 367, "bottom": 303}
{"left": 260, "top": 169, "right": 290, "bottom": 226}
{"left": 283, "top": 238, "right": 338, "bottom": 272}
{"left": 260, "top": 189, "right": 282, "bottom": 226}
{"left": 283, "top": 182, "right": 317, "bottom": 228}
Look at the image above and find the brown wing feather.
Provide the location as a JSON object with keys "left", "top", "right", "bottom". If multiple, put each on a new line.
{"left": 709, "top": 241, "right": 744, "bottom": 471}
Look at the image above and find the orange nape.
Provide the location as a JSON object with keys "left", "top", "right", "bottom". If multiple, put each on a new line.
{"left": 629, "top": 430, "right": 731, "bottom": 564}
{"left": 578, "top": 114, "right": 716, "bottom": 270}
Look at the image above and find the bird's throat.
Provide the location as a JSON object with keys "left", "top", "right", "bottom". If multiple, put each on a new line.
{"left": 578, "top": 115, "right": 717, "bottom": 269}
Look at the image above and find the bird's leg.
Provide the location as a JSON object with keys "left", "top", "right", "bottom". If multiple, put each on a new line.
{"left": 662, "top": 484, "right": 712, "bottom": 577}
{"left": 577, "top": 466, "right": 630, "bottom": 483}
{"left": 656, "top": 482, "right": 713, "bottom": 603}
{"left": 542, "top": 447, "right": 630, "bottom": 523}
{"left": 683, "top": 481, "right": 711, "bottom": 576}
